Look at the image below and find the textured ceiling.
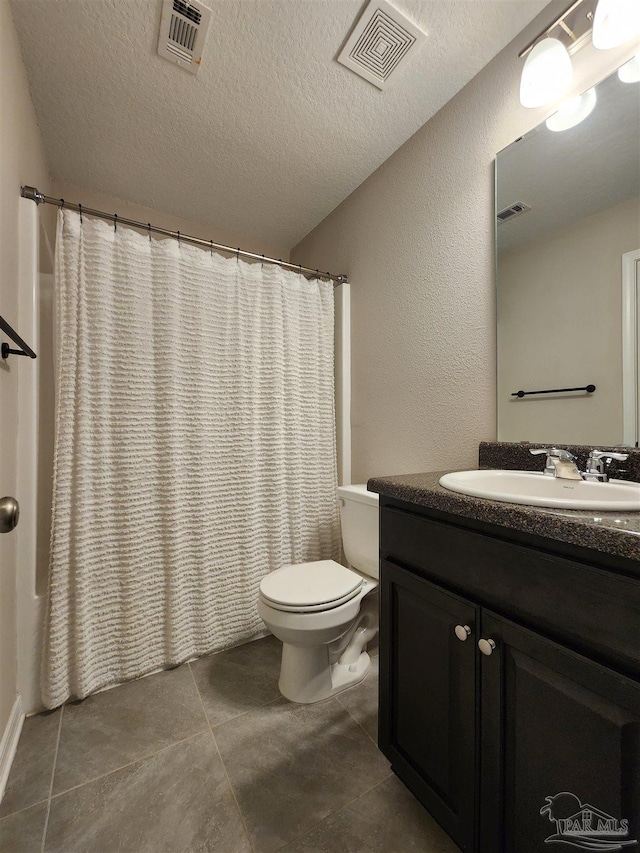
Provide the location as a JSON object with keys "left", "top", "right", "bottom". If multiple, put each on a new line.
{"left": 497, "top": 67, "right": 640, "bottom": 252}
{"left": 11, "top": 0, "right": 549, "bottom": 249}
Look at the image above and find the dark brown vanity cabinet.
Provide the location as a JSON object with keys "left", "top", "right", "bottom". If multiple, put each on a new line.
{"left": 480, "top": 612, "right": 640, "bottom": 853}
{"left": 378, "top": 498, "right": 640, "bottom": 853}
{"left": 379, "top": 560, "right": 478, "bottom": 851}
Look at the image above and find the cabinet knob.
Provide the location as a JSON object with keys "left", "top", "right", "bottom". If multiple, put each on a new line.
{"left": 478, "top": 638, "right": 496, "bottom": 656}
{"left": 454, "top": 624, "right": 472, "bottom": 642}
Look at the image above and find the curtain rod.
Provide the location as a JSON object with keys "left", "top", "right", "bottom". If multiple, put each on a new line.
{"left": 20, "top": 186, "right": 348, "bottom": 285}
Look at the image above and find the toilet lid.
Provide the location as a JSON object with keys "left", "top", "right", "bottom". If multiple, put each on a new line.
{"left": 259, "top": 561, "right": 364, "bottom": 610}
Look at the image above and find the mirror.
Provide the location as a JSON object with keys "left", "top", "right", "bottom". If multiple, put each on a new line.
{"left": 496, "top": 62, "right": 640, "bottom": 447}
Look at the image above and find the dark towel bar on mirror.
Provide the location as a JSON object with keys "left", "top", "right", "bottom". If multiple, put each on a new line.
{"left": 0, "top": 315, "right": 37, "bottom": 360}
{"left": 511, "top": 384, "right": 595, "bottom": 398}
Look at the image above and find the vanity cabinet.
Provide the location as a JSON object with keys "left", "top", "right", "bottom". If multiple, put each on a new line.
{"left": 480, "top": 610, "right": 640, "bottom": 853}
{"left": 378, "top": 497, "right": 640, "bottom": 853}
{"left": 379, "top": 560, "right": 477, "bottom": 851}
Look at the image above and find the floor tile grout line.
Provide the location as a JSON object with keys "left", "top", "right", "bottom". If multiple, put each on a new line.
{"left": 40, "top": 705, "right": 63, "bottom": 853}
{"left": 276, "top": 768, "right": 395, "bottom": 852}
{"left": 0, "top": 796, "right": 49, "bottom": 823}
{"left": 270, "top": 675, "right": 390, "bottom": 852}
{"left": 47, "top": 728, "right": 209, "bottom": 802}
{"left": 335, "top": 684, "right": 379, "bottom": 747}
{"left": 187, "top": 661, "right": 257, "bottom": 853}
{"left": 36, "top": 644, "right": 278, "bottom": 810}
{"left": 335, "top": 691, "right": 375, "bottom": 740}
{"left": 209, "top": 696, "right": 282, "bottom": 732}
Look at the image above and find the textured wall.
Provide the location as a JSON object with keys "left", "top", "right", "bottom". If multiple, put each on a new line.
{"left": 0, "top": 0, "right": 50, "bottom": 736}
{"left": 291, "top": 0, "right": 637, "bottom": 483}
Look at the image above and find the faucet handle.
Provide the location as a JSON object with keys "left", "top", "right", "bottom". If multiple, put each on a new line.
{"left": 530, "top": 447, "right": 576, "bottom": 461}
{"left": 584, "top": 449, "right": 629, "bottom": 481}
{"left": 589, "top": 450, "right": 629, "bottom": 463}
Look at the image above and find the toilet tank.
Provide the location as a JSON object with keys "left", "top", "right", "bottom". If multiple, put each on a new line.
{"left": 337, "top": 484, "right": 380, "bottom": 580}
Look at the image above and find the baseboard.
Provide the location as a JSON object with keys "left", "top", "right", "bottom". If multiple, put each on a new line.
{"left": 0, "top": 696, "right": 25, "bottom": 805}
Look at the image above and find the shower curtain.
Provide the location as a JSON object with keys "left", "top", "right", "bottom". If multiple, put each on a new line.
{"left": 43, "top": 209, "right": 340, "bottom": 709}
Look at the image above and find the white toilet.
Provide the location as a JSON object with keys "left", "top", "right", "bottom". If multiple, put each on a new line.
{"left": 258, "top": 484, "right": 379, "bottom": 703}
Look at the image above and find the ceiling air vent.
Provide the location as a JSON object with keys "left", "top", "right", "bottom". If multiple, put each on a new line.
{"left": 337, "top": 0, "right": 427, "bottom": 90}
{"left": 158, "top": 0, "right": 212, "bottom": 75}
{"left": 497, "top": 202, "right": 531, "bottom": 224}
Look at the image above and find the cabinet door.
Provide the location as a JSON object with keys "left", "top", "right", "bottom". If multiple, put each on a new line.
{"left": 379, "top": 559, "right": 477, "bottom": 852}
{"left": 480, "top": 611, "right": 640, "bottom": 853}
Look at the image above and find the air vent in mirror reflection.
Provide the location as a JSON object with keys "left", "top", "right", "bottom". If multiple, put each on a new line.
{"left": 497, "top": 202, "right": 531, "bottom": 223}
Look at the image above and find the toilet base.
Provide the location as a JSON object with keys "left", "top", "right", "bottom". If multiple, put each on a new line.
{"left": 278, "top": 643, "right": 372, "bottom": 703}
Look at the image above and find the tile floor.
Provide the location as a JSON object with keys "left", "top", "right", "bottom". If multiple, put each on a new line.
{"left": 0, "top": 636, "right": 459, "bottom": 853}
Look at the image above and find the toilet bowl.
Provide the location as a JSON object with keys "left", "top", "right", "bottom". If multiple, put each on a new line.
{"left": 257, "top": 484, "right": 379, "bottom": 703}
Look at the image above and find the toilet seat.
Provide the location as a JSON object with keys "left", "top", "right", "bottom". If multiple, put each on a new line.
{"left": 259, "top": 560, "right": 364, "bottom": 613}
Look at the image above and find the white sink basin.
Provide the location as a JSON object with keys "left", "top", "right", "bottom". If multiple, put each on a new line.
{"left": 439, "top": 469, "right": 640, "bottom": 511}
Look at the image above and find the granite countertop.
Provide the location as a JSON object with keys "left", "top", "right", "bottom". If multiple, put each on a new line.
{"left": 367, "top": 470, "right": 640, "bottom": 563}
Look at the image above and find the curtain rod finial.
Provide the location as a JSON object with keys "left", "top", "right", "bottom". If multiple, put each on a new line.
{"left": 21, "top": 186, "right": 45, "bottom": 205}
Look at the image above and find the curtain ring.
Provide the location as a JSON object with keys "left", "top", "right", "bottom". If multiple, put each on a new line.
{"left": 261, "top": 254, "right": 264, "bottom": 269}
{"left": 78, "top": 203, "right": 82, "bottom": 224}
{"left": 148, "top": 223, "right": 151, "bottom": 242}
{"left": 60, "top": 198, "right": 65, "bottom": 209}
{"left": 210, "top": 240, "right": 213, "bottom": 257}
{"left": 236, "top": 247, "right": 240, "bottom": 263}
{"left": 113, "top": 213, "right": 118, "bottom": 233}
{"left": 177, "top": 231, "right": 180, "bottom": 246}
{"left": 315, "top": 269, "right": 319, "bottom": 280}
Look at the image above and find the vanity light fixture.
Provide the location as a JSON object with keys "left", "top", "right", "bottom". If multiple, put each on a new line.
{"left": 520, "top": 38, "right": 573, "bottom": 108}
{"left": 519, "top": 0, "right": 640, "bottom": 108}
{"left": 618, "top": 53, "right": 640, "bottom": 82}
{"left": 545, "top": 87, "right": 597, "bottom": 130}
{"left": 592, "top": 0, "right": 640, "bottom": 49}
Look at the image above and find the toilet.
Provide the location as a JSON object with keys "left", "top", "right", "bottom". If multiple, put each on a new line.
{"left": 258, "top": 484, "right": 379, "bottom": 703}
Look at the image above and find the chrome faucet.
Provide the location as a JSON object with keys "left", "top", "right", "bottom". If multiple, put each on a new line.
{"left": 583, "top": 450, "right": 628, "bottom": 483}
{"left": 530, "top": 447, "right": 629, "bottom": 481}
{"left": 529, "top": 447, "right": 582, "bottom": 480}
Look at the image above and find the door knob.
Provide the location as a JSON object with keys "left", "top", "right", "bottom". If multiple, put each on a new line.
{"left": 0, "top": 496, "right": 20, "bottom": 534}
{"left": 454, "top": 625, "right": 472, "bottom": 641}
{"left": 478, "top": 638, "right": 496, "bottom": 656}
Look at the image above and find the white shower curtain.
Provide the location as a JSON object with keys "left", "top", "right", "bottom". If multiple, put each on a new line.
{"left": 43, "top": 209, "right": 340, "bottom": 709}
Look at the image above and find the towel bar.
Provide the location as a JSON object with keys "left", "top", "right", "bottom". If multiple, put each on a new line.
{"left": 0, "top": 314, "right": 37, "bottom": 360}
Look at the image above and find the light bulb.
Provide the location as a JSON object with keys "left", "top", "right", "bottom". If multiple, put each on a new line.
{"left": 546, "top": 88, "right": 597, "bottom": 131}
{"left": 593, "top": 0, "right": 640, "bottom": 50}
{"left": 618, "top": 53, "right": 640, "bottom": 83}
{"left": 520, "top": 38, "right": 573, "bottom": 109}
